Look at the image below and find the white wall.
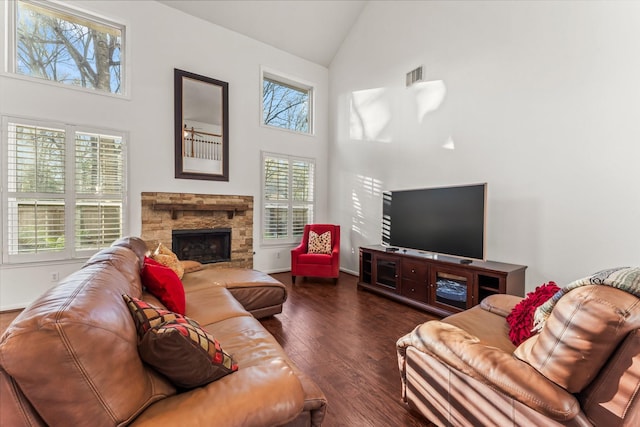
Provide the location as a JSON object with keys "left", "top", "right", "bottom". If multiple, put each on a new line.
{"left": 329, "top": 1, "right": 640, "bottom": 290}
{"left": 0, "top": 1, "right": 329, "bottom": 310}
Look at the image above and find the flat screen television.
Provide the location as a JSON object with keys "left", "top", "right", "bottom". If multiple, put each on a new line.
{"left": 382, "top": 183, "right": 487, "bottom": 262}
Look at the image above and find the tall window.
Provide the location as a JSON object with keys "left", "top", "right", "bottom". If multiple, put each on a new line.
{"left": 8, "top": 0, "right": 124, "bottom": 95}
{"left": 262, "top": 70, "right": 313, "bottom": 134}
{"left": 262, "top": 152, "right": 315, "bottom": 245}
{"left": 3, "top": 117, "right": 126, "bottom": 263}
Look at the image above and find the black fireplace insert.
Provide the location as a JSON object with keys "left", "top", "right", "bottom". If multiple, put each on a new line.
{"left": 172, "top": 228, "right": 231, "bottom": 264}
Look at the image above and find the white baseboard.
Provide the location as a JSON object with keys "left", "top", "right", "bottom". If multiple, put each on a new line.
{"left": 261, "top": 268, "right": 291, "bottom": 274}
{"left": 340, "top": 267, "right": 358, "bottom": 276}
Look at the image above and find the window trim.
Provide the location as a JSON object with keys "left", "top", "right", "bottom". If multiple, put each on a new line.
{"left": 260, "top": 151, "right": 316, "bottom": 247}
{"left": 260, "top": 66, "right": 315, "bottom": 136}
{"left": 3, "top": 0, "right": 130, "bottom": 98}
{"left": 1, "top": 115, "right": 128, "bottom": 265}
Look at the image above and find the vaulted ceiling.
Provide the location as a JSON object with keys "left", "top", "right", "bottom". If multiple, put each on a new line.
{"left": 157, "top": 0, "right": 368, "bottom": 67}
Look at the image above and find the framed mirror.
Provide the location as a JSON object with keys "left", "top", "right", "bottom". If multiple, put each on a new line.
{"left": 174, "top": 68, "right": 229, "bottom": 181}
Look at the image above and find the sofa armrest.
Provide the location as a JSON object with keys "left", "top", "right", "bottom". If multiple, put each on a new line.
{"left": 480, "top": 293, "right": 523, "bottom": 317}
{"left": 291, "top": 242, "right": 306, "bottom": 257}
{"left": 397, "top": 321, "right": 580, "bottom": 421}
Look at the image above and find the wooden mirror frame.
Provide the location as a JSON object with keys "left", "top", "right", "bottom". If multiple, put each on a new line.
{"left": 174, "top": 68, "right": 229, "bottom": 181}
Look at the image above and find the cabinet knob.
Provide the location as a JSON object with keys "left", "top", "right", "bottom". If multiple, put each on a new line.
{"left": 411, "top": 288, "right": 415, "bottom": 292}
{"left": 411, "top": 269, "right": 416, "bottom": 273}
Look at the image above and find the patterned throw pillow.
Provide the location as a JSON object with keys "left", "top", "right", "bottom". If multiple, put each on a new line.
{"left": 123, "top": 295, "right": 238, "bottom": 389}
{"left": 151, "top": 243, "right": 184, "bottom": 279}
{"left": 123, "top": 294, "right": 184, "bottom": 336}
{"left": 142, "top": 257, "right": 186, "bottom": 315}
{"left": 308, "top": 230, "right": 332, "bottom": 254}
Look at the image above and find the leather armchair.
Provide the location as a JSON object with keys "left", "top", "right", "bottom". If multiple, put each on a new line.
{"left": 397, "top": 285, "right": 640, "bottom": 426}
{"left": 291, "top": 224, "right": 340, "bottom": 284}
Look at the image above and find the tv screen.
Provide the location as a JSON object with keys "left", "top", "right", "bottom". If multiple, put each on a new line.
{"left": 383, "top": 183, "right": 486, "bottom": 261}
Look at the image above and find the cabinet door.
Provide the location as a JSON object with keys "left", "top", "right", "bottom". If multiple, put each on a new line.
{"left": 373, "top": 254, "right": 399, "bottom": 291}
{"left": 401, "top": 259, "right": 428, "bottom": 303}
{"left": 429, "top": 267, "right": 474, "bottom": 312}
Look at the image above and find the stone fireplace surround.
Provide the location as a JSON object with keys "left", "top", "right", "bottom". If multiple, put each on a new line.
{"left": 141, "top": 192, "right": 253, "bottom": 269}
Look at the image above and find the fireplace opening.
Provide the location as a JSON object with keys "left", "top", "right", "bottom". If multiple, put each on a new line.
{"left": 172, "top": 228, "right": 231, "bottom": 264}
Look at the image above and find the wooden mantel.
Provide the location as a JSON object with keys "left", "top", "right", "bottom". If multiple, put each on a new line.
{"left": 152, "top": 203, "right": 250, "bottom": 220}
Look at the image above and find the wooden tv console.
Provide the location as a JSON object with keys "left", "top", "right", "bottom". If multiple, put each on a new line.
{"left": 358, "top": 245, "right": 527, "bottom": 317}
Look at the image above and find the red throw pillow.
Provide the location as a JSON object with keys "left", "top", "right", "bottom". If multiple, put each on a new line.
{"left": 506, "top": 281, "right": 560, "bottom": 346}
{"left": 141, "top": 256, "right": 186, "bottom": 315}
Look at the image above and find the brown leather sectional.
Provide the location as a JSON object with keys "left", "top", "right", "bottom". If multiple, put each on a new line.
{"left": 397, "top": 286, "right": 640, "bottom": 426}
{"left": 0, "top": 236, "right": 326, "bottom": 426}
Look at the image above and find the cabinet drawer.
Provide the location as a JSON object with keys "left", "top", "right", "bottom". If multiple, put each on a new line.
{"left": 402, "top": 259, "right": 428, "bottom": 280}
{"left": 401, "top": 279, "right": 428, "bottom": 303}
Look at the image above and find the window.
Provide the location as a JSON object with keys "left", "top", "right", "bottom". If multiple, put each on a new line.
{"left": 8, "top": 0, "right": 124, "bottom": 95}
{"left": 2, "top": 117, "right": 126, "bottom": 263}
{"left": 262, "top": 70, "right": 313, "bottom": 134}
{"left": 262, "top": 152, "right": 315, "bottom": 245}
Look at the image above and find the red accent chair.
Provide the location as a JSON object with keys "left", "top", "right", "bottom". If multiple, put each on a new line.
{"left": 291, "top": 224, "right": 340, "bottom": 284}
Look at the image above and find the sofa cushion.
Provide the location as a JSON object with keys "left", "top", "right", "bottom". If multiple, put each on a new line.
{"left": 142, "top": 257, "right": 186, "bottom": 315}
{"left": 443, "top": 304, "right": 515, "bottom": 353}
{"left": 298, "top": 253, "right": 332, "bottom": 265}
{"left": 308, "top": 230, "right": 332, "bottom": 254}
{"left": 181, "top": 267, "right": 287, "bottom": 319}
{"left": 182, "top": 286, "right": 252, "bottom": 326}
{"left": 506, "top": 282, "right": 559, "bottom": 346}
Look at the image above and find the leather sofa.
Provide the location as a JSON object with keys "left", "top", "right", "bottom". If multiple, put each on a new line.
{"left": 0, "top": 236, "right": 327, "bottom": 427}
{"left": 397, "top": 285, "right": 640, "bottom": 426}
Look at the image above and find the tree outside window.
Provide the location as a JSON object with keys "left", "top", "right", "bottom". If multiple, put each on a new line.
{"left": 13, "top": 0, "right": 123, "bottom": 94}
{"left": 262, "top": 72, "right": 313, "bottom": 134}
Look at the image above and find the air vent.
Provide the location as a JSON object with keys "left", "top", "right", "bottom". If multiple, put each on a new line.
{"left": 406, "top": 66, "right": 424, "bottom": 87}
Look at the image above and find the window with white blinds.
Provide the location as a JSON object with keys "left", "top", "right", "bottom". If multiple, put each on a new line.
{"left": 2, "top": 117, "right": 126, "bottom": 263}
{"left": 262, "top": 152, "right": 314, "bottom": 245}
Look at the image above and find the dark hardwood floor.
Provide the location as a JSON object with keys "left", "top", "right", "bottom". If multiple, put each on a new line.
{"left": 0, "top": 272, "right": 437, "bottom": 426}
{"left": 263, "top": 272, "right": 437, "bottom": 427}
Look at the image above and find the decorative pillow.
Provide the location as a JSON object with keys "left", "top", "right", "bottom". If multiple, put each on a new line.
{"left": 506, "top": 281, "right": 560, "bottom": 346}
{"left": 123, "top": 294, "right": 238, "bottom": 388}
{"left": 138, "top": 316, "right": 238, "bottom": 389}
{"left": 123, "top": 294, "right": 184, "bottom": 336}
{"left": 141, "top": 256, "right": 186, "bottom": 315}
{"left": 151, "top": 243, "right": 184, "bottom": 279}
{"left": 181, "top": 260, "right": 203, "bottom": 274}
{"left": 308, "top": 230, "right": 332, "bottom": 254}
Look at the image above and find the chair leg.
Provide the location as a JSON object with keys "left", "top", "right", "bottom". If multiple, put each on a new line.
{"left": 292, "top": 276, "right": 296, "bottom": 284}
{"left": 333, "top": 277, "right": 338, "bottom": 285}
